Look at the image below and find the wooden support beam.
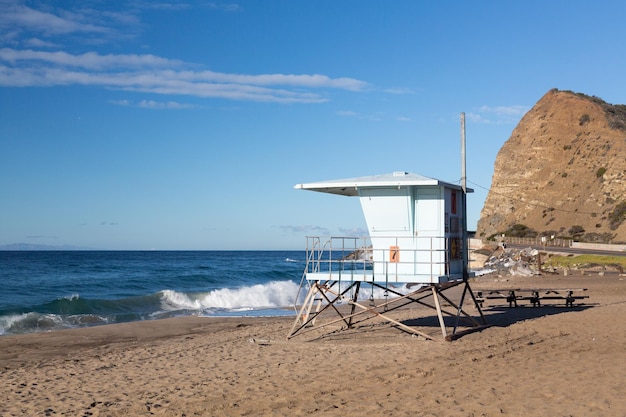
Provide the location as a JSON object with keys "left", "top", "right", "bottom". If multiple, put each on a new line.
{"left": 432, "top": 286, "right": 448, "bottom": 338}
{"left": 288, "top": 279, "right": 487, "bottom": 341}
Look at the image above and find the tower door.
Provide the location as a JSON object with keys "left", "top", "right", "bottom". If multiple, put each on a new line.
{"left": 414, "top": 191, "right": 440, "bottom": 236}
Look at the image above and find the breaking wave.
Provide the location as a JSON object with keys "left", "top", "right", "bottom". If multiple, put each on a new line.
{"left": 0, "top": 280, "right": 300, "bottom": 335}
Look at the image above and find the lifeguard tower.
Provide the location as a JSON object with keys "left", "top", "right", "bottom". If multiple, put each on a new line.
{"left": 287, "top": 170, "right": 488, "bottom": 341}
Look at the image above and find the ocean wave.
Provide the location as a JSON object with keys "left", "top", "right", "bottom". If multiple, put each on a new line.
{"left": 0, "top": 280, "right": 303, "bottom": 335}
{"left": 284, "top": 258, "right": 304, "bottom": 263}
{"left": 0, "top": 251, "right": 310, "bottom": 335}
{"left": 160, "top": 280, "right": 300, "bottom": 311}
{"left": 156, "top": 281, "right": 422, "bottom": 315}
{"left": 0, "top": 279, "right": 437, "bottom": 335}
{"left": 37, "top": 292, "right": 163, "bottom": 316}
{"left": 0, "top": 312, "right": 111, "bottom": 335}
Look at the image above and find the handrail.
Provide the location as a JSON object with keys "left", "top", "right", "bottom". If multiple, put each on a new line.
{"left": 292, "top": 237, "right": 322, "bottom": 313}
{"left": 303, "top": 235, "right": 455, "bottom": 282}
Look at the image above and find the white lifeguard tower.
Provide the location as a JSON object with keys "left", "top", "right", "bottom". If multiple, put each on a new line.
{"left": 287, "top": 170, "right": 487, "bottom": 340}
{"left": 297, "top": 171, "right": 468, "bottom": 283}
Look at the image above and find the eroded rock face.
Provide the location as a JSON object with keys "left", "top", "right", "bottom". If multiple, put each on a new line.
{"left": 477, "top": 89, "right": 626, "bottom": 243}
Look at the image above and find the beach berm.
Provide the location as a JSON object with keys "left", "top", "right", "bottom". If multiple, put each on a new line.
{"left": 1, "top": 273, "right": 624, "bottom": 416}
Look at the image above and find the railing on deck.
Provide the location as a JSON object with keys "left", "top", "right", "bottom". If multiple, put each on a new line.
{"left": 292, "top": 236, "right": 473, "bottom": 314}
{"left": 302, "top": 236, "right": 455, "bottom": 282}
{"left": 304, "top": 236, "right": 372, "bottom": 277}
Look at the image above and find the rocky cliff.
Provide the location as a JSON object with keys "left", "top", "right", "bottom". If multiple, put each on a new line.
{"left": 477, "top": 89, "right": 626, "bottom": 243}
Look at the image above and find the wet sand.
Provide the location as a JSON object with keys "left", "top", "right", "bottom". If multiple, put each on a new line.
{"left": 1, "top": 273, "right": 625, "bottom": 416}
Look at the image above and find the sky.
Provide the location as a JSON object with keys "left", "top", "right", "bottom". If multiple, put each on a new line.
{"left": 1, "top": 0, "right": 626, "bottom": 250}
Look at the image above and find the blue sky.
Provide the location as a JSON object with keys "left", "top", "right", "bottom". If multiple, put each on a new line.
{"left": 1, "top": 1, "right": 625, "bottom": 250}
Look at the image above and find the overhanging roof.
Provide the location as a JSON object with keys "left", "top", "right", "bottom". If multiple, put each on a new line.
{"left": 294, "top": 171, "right": 472, "bottom": 197}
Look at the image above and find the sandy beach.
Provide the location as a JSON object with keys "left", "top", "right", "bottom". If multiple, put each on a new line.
{"left": 1, "top": 273, "right": 625, "bottom": 416}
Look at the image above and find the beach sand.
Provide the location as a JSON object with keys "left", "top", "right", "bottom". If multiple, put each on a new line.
{"left": 1, "top": 273, "right": 625, "bottom": 416}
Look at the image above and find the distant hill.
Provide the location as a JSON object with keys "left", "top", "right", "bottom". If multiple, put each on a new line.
{"left": 477, "top": 89, "right": 626, "bottom": 243}
{"left": 0, "top": 243, "right": 96, "bottom": 250}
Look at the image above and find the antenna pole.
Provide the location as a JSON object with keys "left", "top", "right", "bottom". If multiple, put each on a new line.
{"left": 461, "top": 113, "right": 469, "bottom": 281}
{"left": 461, "top": 112, "right": 466, "bottom": 194}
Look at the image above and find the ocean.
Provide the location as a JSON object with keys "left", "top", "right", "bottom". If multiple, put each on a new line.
{"left": 0, "top": 251, "right": 305, "bottom": 335}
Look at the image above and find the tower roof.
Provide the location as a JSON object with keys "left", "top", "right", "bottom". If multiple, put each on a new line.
{"left": 294, "top": 171, "right": 471, "bottom": 196}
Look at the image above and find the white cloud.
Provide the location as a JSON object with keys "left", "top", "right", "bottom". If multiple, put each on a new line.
{"left": 110, "top": 99, "right": 131, "bottom": 106}
{"left": 24, "top": 37, "right": 57, "bottom": 48}
{"left": 337, "top": 227, "right": 368, "bottom": 237}
{"left": 110, "top": 99, "right": 196, "bottom": 109}
{"left": 336, "top": 109, "right": 397, "bottom": 122}
{"left": 0, "top": 4, "right": 111, "bottom": 36}
{"left": 383, "top": 87, "right": 415, "bottom": 95}
{"left": 206, "top": 2, "right": 243, "bottom": 12}
{"left": 0, "top": 48, "right": 184, "bottom": 69}
{"left": 134, "top": 2, "right": 241, "bottom": 12}
{"left": 479, "top": 105, "right": 528, "bottom": 116}
{"left": 466, "top": 112, "right": 488, "bottom": 123}
{"left": 280, "top": 225, "right": 330, "bottom": 234}
{"left": 467, "top": 104, "right": 529, "bottom": 124}
{"left": 199, "top": 72, "right": 367, "bottom": 91}
{"left": 0, "top": 3, "right": 368, "bottom": 104}
{"left": 0, "top": 48, "right": 367, "bottom": 103}
{"left": 99, "top": 221, "right": 119, "bottom": 226}
{"left": 137, "top": 100, "right": 196, "bottom": 109}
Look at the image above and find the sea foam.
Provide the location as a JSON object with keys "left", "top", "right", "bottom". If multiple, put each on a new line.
{"left": 160, "top": 280, "right": 300, "bottom": 312}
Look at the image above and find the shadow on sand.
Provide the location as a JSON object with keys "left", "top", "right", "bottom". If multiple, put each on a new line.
{"left": 401, "top": 303, "right": 595, "bottom": 334}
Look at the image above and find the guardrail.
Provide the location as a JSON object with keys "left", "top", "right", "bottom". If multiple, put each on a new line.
{"left": 497, "top": 236, "right": 573, "bottom": 248}
{"left": 302, "top": 235, "right": 467, "bottom": 283}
